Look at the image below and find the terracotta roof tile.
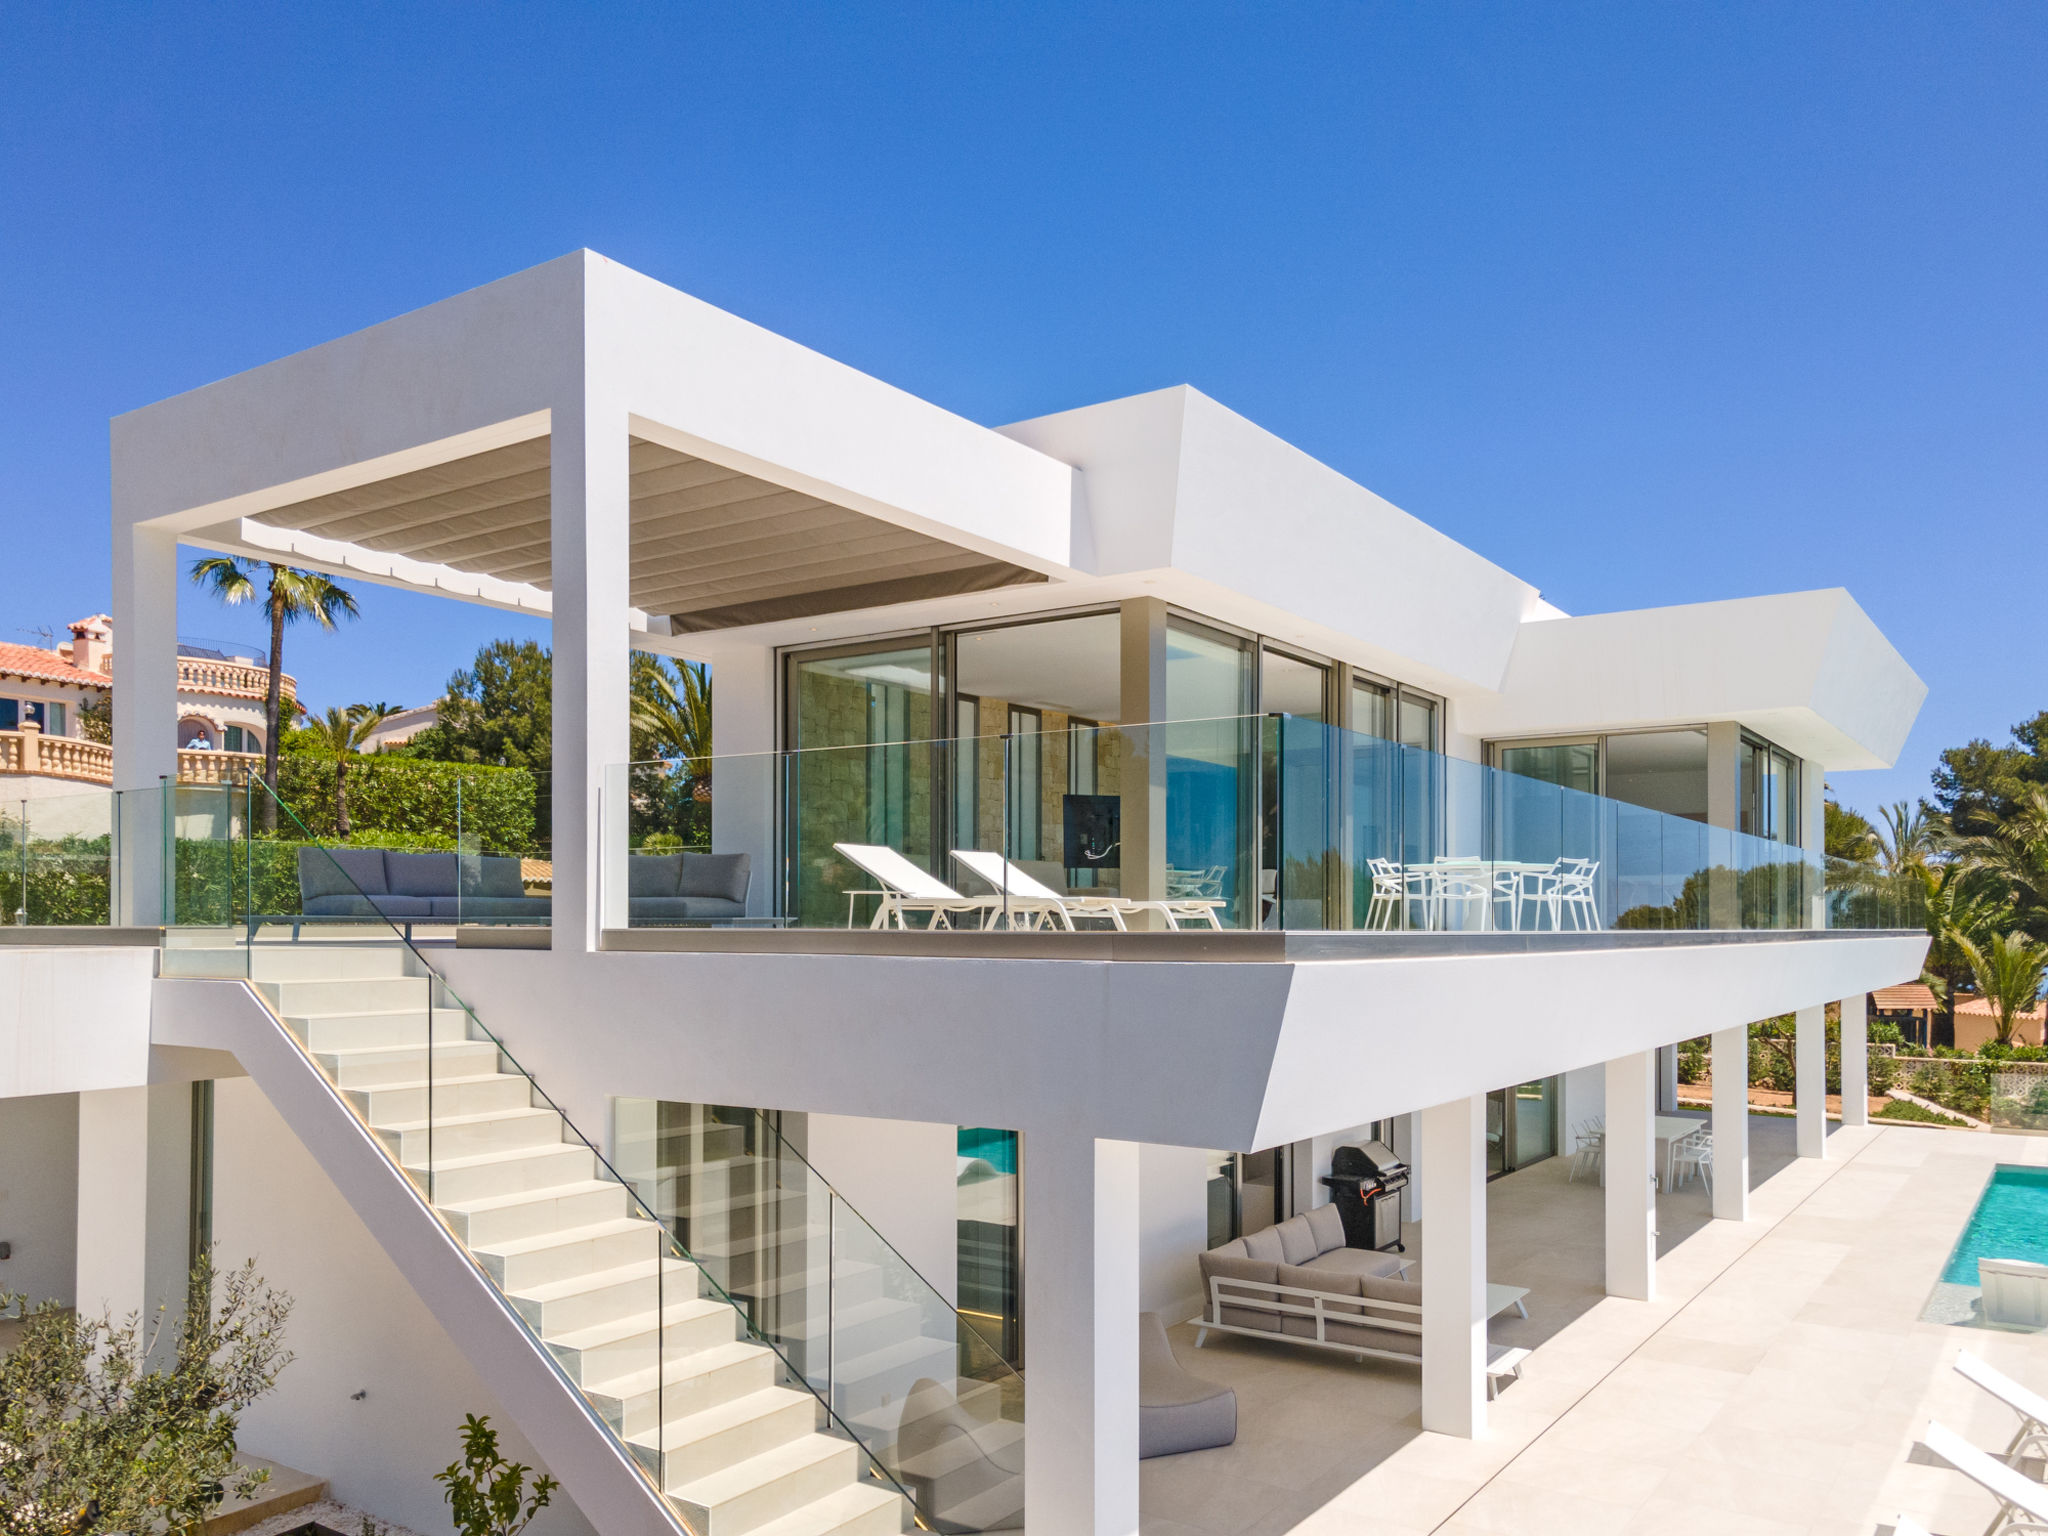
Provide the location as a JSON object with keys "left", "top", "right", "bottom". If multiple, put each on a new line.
{"left": 1871, "top": 983, "right": 1940, "bottom": 1010}
{"left": 0, "top": 643, "right": 110, "bottom": 689}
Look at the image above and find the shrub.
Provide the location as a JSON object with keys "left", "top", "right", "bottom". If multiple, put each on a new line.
{"left": 1876, "top": 1098, "right": 1970, "bottom": 1127}
{"left": 271, "top": 757, "right": 538, "bottom": 853}
{"left": 1676, "top": 1038, "right": 1707, "bottom": 1084}
{"left": 437, "top": 1414, "right": 557, "bottom": 1536}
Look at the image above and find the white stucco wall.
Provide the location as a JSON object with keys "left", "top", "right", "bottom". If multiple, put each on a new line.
{"left": 0, "top": 1090, "right": 78, "bottom": 1307}
{"left": 1137, "top": 1143, "right": 1209, "bottom": 1323}
{"left": 0, "top": 948, "right": 155, "bottom": 1099}
{"left": 211, "top": 1077, "right": 594, "bottom": 1536}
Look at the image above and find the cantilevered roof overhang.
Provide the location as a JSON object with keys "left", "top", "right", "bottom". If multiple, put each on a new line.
{"left": 114, "top": 250, "right": 1078, "bottom": 634}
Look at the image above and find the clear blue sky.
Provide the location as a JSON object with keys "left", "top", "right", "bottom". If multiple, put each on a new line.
{"left": 2, "top": 4, "right": 2042, "bottom": 816}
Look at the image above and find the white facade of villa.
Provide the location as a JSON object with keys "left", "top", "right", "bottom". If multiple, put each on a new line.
{"left": 0, "top": 253, "right": 1933, "bottom": 1536}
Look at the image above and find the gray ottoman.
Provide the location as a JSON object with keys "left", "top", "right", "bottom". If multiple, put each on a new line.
{"left": 1139, "top": 1311, "right": 1237, "bottom": 1458}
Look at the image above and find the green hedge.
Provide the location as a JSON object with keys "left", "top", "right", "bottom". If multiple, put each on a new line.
{"left": 270, "top": 757, "right": 538, "bottom": 853}
{"left": 0, "top": 835, "right": 112, "bottom": 926}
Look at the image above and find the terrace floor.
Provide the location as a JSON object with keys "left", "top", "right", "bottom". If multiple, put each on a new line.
{"left": 1141, "top": 1115, "right": 2048, "bottom": 1535}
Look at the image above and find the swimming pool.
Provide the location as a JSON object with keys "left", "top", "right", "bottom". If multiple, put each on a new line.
{"left": 958, "top": 1126, "right": 1018, "bottom": 1174}
{"left": 1940, "top": 1165, "right": 2048, "bottom": 1286}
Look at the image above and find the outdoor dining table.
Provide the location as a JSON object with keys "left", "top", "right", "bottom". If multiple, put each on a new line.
{"left": 1654, "top": 1114, "right": 1707, "bottom": 1190}
{"left": 1416, "top": 858, "right": 1556, "bottom": 932}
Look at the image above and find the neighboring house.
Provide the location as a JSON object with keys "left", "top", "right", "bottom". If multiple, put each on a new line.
{"left": 361, "top": 701, "right": 437, "bottom": 752}
{"left": 1954, "top": 994, "right": 2046, "bottom": 1051}
{"left": 3, "top": 254, "right": 1934, "bottom": 1536}
{"left": 1872, "top": 981, "right": 1944, "bottom": 1049}
{"left": 0, "top": 614, "right": 296, "bottom": 796}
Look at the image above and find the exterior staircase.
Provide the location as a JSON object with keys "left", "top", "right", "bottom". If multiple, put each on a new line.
{"left": 242, "top": 941, "right": 911, "bottom": 1536}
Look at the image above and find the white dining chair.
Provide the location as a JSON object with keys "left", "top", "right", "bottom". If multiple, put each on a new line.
{"left": 1568, "top": 1119, "right": 1605, "bottom": 1183}
{"left": 1555, "top": 857, "right": 1601, "bottom": 929}
{"left": 1671, "top": 1128, "right": 1713, "bottom": 1192}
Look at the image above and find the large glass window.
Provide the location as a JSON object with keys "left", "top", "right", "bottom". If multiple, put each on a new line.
{"left": 784, "top": 641, "right": 935, "bottom": 925}
{"left": 950, "top": 612, "right": 1121, "bottom": 892}
{"left": 1351, "top": 678, "right": 1391, "bottom": 741}
{"left": 0, "top": 698, "right": 17, "bottom": 731}
{"left": 1165, "top": 619, "right": 1256, "bottom": 924}
{"left": 1494, "top": 741, "right": 1599, "bottom": 796}
{"left": 1739, "top": 733, "right": 1800, "bottom": 843}
{"left": 1261, "top": 649, "right": 1331, "bottom": 928}
{"left": 1605, "top": 729, "right": 1709, "bottom": 822}
{"left": 1397, "top": 694, "right": 1438, "bottom": 751}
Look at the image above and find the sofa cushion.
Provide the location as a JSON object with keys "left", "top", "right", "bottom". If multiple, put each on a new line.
{"left": 1275, "top": 1214, "right": 1318, "bottom": 1266}
{"left": 302, "top": 894, "right": 382, "bottom": 917}
{"left": 385, "top": 851, "right": 458, "bottom": 898}
{"left": 1197, "top": 1250, "right": 1274, "bottom": 1287}
{"left": 1207, "top": 1238, "right": 1249, "bottom": 1261}
{"left": 628, "top": 854, "right": 682, "bottom": 898}
{"left": 298, "top": 846, "right": 387, "bottom": 900}
{"left": 679, "top": 852, "right": 750, "bottom": 904}
{"left": 1241, "top": 1227, "right": 1285, "bottom": 1264}
{"left": 1320, "top": 1316, "right": 1422, "bottom": 1355}
{"left": 365, "top": 894, "right": 434, "bottom": 918}
{"left": 1303, "top": 1247, "right": 1407, "bottom": 1282}
{"left": 1362, "top": 1276, "right": 1423, "bottom": 1309}
{"left": 679, "top": 897, "right": 746, "bottom": 922}
{"left": 1277, "top": 1262, "right": 1358, "bottom": 1298}
{"left": 462, "top": 855, "right": 526, "bottom": 899}
{"left": 454, "top": 896, "right": 551, "bottom": 921}
{"left": 1305, "top": 1201, "right": 1347, "bottom": 1254}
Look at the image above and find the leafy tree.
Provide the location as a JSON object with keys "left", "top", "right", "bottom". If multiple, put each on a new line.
{"left": 1928, "top": 711, "right": 2048, "bottom": 835}
{"left": 77, "top": 693, "right": 112, "bottom": 746}
{"left": 0, "top": 1254, "right": 292, "bottom": 1536}
{"left": 297, "top": 705, "right": 398, "bottom": 839}
{"left": 408, "top": 641, "right": 552, "bottom": 770}
{"left": 630, "top": 654, "right": 712, "bottom": 775}
{"left": 436, "top": 1414, "right": 556, "bottom": 1536}
{"left": 1957, "top": 930, "right": 2048, "bottom": 1048}
{"left": 188, "top": 557, "right": 359, "bottom": 828}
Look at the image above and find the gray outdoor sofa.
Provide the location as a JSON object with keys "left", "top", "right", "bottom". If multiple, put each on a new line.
{"left": 287, "top": 847, "right": 750, "bottom": 933}
{"left": 1193, "top": 1203, "right": 1423, "bottom": 1365}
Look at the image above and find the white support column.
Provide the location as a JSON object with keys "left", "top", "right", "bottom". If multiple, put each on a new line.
{"left": 110, "top": 522, "right": 181, "bottom": 924}
{"left": 1604, "top": 1051, "right": 1656, "bottom": 1300}
{"left": 1796, "top": 1004, "right": 1828, "bottom": 1158}
{"left": 1840, "top": 993, "right": 1869, "bottom": 1128}
{"left": 1023, "top": 1133, "right": 1139, "bottom": 1536}
{"left": 707, "top": 644, "right": 776, "bottom": 917}
{"left": 1711, "top": 1026, "right": 1750, "bottom": 1221}
{"left": 1418, "top": 1094, "right": 1486, "bottom": 1438}
{"left": 75, "top": 1085, "right": 191, "bottom": 1328}
{"left": 550, "top": 386, "right": 633, "bottom": 950}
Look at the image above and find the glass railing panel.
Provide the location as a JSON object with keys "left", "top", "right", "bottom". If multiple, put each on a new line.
{"left": 603, "top": 712, "right": 1860, "bottom": 936}
{"left": 240, "top": 781, "right": 915, "bottom": 1521}
{"left": 0, "top": 787, "right": 114, "bottom": 927}
{"left": 615, "top": 1097, "right": 1020, "bottom": 1531}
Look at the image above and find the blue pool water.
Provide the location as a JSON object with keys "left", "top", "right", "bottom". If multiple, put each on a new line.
{"left": 1941, "top": 1165, "right": 2048, "bottom": 1285}
{"left": 958, "top": 1127, "right": 1018, "bottom": 1174}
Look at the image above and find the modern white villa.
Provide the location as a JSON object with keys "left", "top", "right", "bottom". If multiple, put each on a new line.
{"left": 1, "top": 252, "right": 1958, "bottom": 1536}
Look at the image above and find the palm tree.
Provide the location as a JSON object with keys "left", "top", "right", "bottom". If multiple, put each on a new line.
{"left": 188, "top": 557, "right": 359, "bottom": 825}
{"left": 1956, "top": 930, "right": 2048, "bottom": 1048}
{"left": 631, "top": 656, "right": 712, "bottom": 798}
{"left": 298, "top": 704, "right": 393, "bottom": 839}
{"left": 1872, "top": 801, "right": 1941, "bottom": 876}
{"left": 1958, "top": 785, "right": 2048, "bottom": 942}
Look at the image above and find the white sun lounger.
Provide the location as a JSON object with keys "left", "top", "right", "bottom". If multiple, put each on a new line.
{"left": 1921, "top": 1419, "right": 2048, "bottom": 1535}
{"left": 1957, "top": 1351, "right": 2048, "bottom": 1461}
{"left": 831, "top": 843, "right": 1004, "bottom": 930}
{"left": 950, "top": 849, "right": 1227, "bottom": 931}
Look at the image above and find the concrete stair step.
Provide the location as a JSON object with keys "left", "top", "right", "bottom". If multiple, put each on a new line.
{"left": 287, "top": 1007, "right": 468, "bottom": 1051}
{"left": 548, "top": 1295, "right": 739, "bottom": 1381}
{"left": 352, "top": 1071, "right": 533, "bottom": 1125}
{"left": 474, "top": 1216, "right": 656, "bottom": 1291}
{"left": 590, "top": 1338, "right": 778, "bottom": 1437}
{"left": 740, "top": 1481, "right": 905, "bottom": 1536}
{"left": 320, "top": 1039, "right": 501, "bottom": 1087}
{"left": 628, "top": 1385, "right": 818, "bottom": 1487}
{"left": 261, "top": 975, "right": 430, "bottom": 1013}
{"left": 378, "top": 1105, "right": 565, "bottom": 1163}
{"left": 672, "top": 1433, "right": 857, "bottom": 1536}
{"left": 409, "top": 1141, "right": 594, "bottom": 1204}
{"left": 247, "top": 944, "right": 416, "bottom": 981}
{"left": 510, "top": 1255, "right": 700, "bottom": 1336}
{"left": 439, "top": 1178, "right": 629, "bottom": 1247}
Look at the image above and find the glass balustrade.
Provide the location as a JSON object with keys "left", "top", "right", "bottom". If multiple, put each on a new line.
{"left": 607, "top": 713, "right": 1884, "bottom": 935}
{"left": 614, "top": 1101, "right": 1025, "bottom": 1529}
